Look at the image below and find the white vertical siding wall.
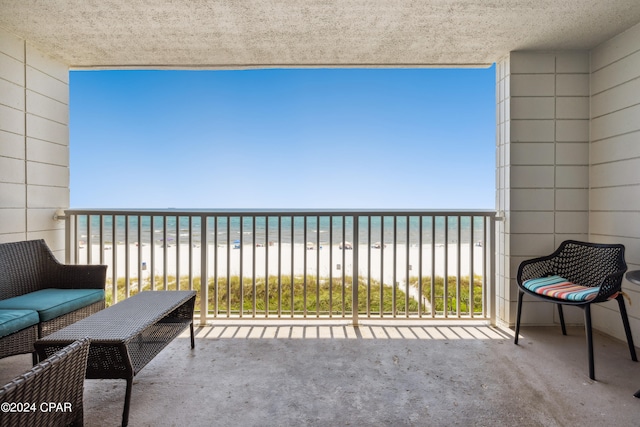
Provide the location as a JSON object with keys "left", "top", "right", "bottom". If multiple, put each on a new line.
{"left": 495, "top": 57, "right": 511, "bottom": 326}
{"left": 0, "top": 27, "right": 69, "bottom": 257}
{"left": 496, "top": 51, "right": 590, "bottom": 326}
{"left": 590, "top": 22, "right": 640, "bottom": 343}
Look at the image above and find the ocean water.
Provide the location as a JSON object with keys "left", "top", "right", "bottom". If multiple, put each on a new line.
{"left": 76, "top": 214, "right": 489, "bottom": 247}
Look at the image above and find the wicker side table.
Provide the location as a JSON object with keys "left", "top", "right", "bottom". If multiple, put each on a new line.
{"left": 35, "top": 290, "right": 196, "bottom": 427}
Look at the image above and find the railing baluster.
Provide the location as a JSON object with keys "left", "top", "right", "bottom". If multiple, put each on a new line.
{"left": 470, "top": 216, "right": 475, "bottom": 318}
{"left": 64, "top": 212, "right": 71, "bottom": 264}
{"left": 188, "top": 216, "right": 193, "bottom": 291}
{"left": 200, "top": 215, "right": 208, "bottom": 325}
{"left": 99, "top": 214, "right": 104, "bottom": 267}
{"left": 456, "top": 215, "right": 462, "bottom": 317}
{"left": 315, "top": 215, "right": 320, "bottom": 318}
{"left": 86, "top": 215, "right": 92, "bottom": 265}
{"left": 263, "top": 216, "right": 268, "bottom": 318}
{"left": 252, "top": 216, "right": 256, "bottom": 318}
{"left": 137, "top": 215, "right": 142, "bottom": 294}
{"left": 111, "top": 215, "right": 117, "bottom": 304}
{"left": 329, "top": 216, "right": 333, "bottom": 317}
{"left": 405, "top": 216, "right": 410, "bottom": 318}
{"left": 150, "top": 216, "right": 155, "bottom": 291}
{"left": 215, "top": 217, "right": 219, "bottom": 315}
{"left": 380, "top": 216, "right": 385, "bottom": 318}
{"left": 392, "top": 216, "right": 397, "bottom": 318}
{"left": 418, "top": 216, "right": 423, "bottom": 318}
{"left": 352, "top": 215, "right": 359, "bottom": 326}
{"left": 176, "top": 216, "right": 181, "bottom": 291}
{"left": 341, "top": 216, "right": 346, "bottom": 317}
{"left": 277, "top": 216, "right": 282, "bottom": 318}
{"left": 162, "top": 216, "right": 167, "bottom": 291}
{"left": 303, "top": 216, "right": 307, "bottom": 318}
{"left": 443, "top": 216, "right": 448, "bottom": 318}
{"left": 367, "top": 215, "right": 373, "bottom": 318}
{"left": 226, "top": 216, "right": 231, "bottom": 317}
{"left": 73, "top": 215, "right": 79, "bottom": 264}
{"left": 484, "top": 216, "right": 488, "bottom": 318}
{"left": 290, "top": 216, "right": 294, "bottom": 318}
{"left": 124, "top": 215, "right": 130, "bottom": 297}
{"left": 239, "top": 216, "right": 244, "bottom": 318}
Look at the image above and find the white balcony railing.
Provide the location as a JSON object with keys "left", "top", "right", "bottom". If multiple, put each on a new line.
{"left": 64, "top": 209, "right": 497, "bottom": 325}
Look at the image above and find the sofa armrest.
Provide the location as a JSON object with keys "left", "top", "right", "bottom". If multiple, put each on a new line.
{"left": 54, "top": 264, "right": 107, "bottom": 290}
{"left": 37, "top": 240, "right": 107, "bottom": 290}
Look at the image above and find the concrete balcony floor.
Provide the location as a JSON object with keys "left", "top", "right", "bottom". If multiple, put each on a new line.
{"left": 2, "top": 322, "right": 640, "bottom": 426}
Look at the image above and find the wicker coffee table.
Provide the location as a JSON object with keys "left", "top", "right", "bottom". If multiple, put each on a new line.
{"left": 35, "top": 290, "right": 196, "bottom": 427}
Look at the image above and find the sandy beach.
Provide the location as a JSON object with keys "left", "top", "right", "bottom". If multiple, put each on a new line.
{"left": 79, "top": 242, "right": 486, "bottom": 285}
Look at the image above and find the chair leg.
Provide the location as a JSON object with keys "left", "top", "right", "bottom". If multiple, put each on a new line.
{"left": 515, "top": 290, "right": 524, "bottom": 345}
{"left": 616, "top": 294, "right": 638, "bottom": 362}
{"left": 557, "top": 304, "right": 567, "bottom": 335}
{"left": 584, "top": 305, "right": 595, "bottom": 380}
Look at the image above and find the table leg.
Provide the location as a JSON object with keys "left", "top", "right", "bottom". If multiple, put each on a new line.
{"left": 122, "top": 377, "right": 133, "bottom": 427}
{"left": 190, "top": 322, "right": 195, "bottom": 349}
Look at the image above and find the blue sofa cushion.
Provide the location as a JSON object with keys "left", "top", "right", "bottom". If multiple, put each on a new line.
{"left": 0, "top": 289, "right": 105, "bottom": 322}
{"left": 0, "top": 309, "right": 39, "bottom": 338}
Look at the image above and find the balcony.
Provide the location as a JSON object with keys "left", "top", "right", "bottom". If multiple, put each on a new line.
{"left": 1, "top": 208, "right": 634, "bottom": 425}
{"left": 1, "top": 322, "right": 639, "bottom": 425}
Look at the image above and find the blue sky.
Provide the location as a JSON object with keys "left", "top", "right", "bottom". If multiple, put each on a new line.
{"left": 69, "top": 67, "right": 495, "bottom": 209}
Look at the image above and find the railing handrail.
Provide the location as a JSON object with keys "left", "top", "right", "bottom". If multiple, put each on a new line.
{"left": 66, "top": 208, "right": 497, "bottom": 216}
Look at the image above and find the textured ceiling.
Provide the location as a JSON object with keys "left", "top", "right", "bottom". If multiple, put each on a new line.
{"left": 1, "top": 0, "right": 640, "bottom": 69}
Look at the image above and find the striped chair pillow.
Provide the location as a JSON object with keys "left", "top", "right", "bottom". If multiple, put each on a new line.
{"left": 522, "top": 275, "right": 600, "bottom": 302}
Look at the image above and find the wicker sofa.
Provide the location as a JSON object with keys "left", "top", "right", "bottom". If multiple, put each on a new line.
{"left": 0, "top": 240, "right": 106, "bottom": 363}
{"left": 0, "top": 337, "right": 91, "bottom": 427}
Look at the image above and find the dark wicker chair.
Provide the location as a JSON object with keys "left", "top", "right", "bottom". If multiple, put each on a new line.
{"left": 0, "top": 337, "right": 90, "bottom": 427}
{"left": 514, "top": 240, "right": 637, "bottom": 380}
{"left": 0, "top": 240, "right": 106, "bottom": 362}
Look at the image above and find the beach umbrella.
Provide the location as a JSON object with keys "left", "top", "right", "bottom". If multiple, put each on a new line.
{"left": 339, "top": 241, "right": 352, "bottom": 250}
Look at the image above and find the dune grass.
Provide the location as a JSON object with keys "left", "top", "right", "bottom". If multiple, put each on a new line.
{"left": 105, "top": 273, "right": 483, "bottom": 316}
